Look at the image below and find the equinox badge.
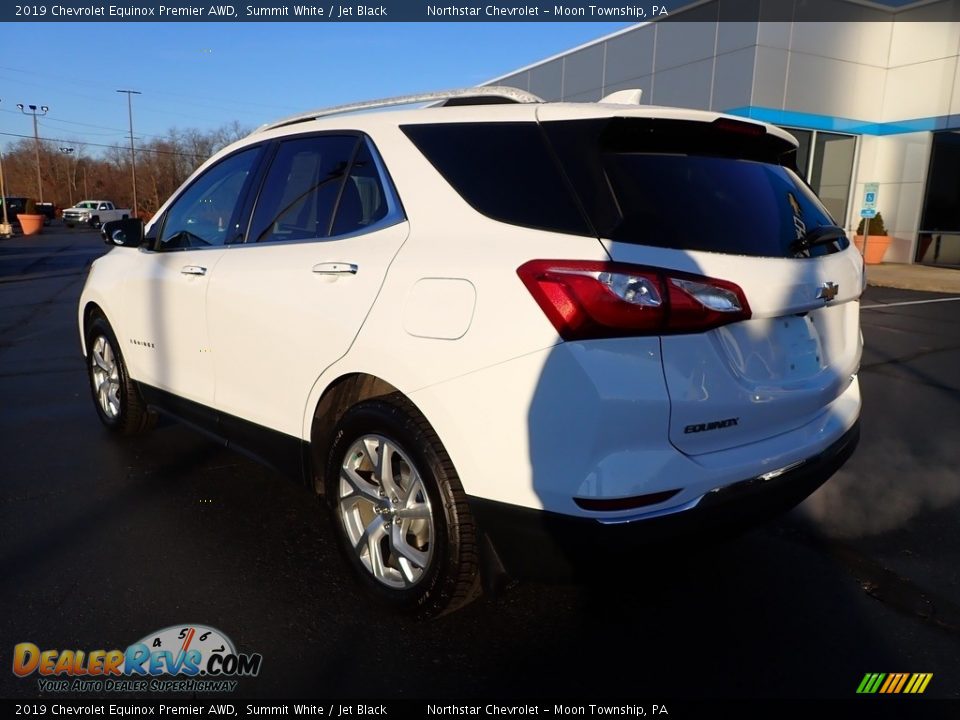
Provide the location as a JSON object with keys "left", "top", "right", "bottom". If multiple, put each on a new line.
{"left": 816, "top": 281, "right": 839, "bottom": 302}
{"left": 684, "top": 417, "right": 739, "bottom": 434}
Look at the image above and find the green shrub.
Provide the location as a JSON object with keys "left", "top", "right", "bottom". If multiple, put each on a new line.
{"left": 23, "top": 198, "right": 37, "bottom": 215}
{"left": 857, "top": 211, "right": 887, "bottom": 236}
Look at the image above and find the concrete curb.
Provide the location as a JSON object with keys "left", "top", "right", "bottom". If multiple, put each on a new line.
{"left": 866, "top": 264, "right": 960, "bottom": 295}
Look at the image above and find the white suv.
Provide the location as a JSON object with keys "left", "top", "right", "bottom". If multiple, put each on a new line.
{"left": 78, "top": 87, "right": 863, "bottom": 617}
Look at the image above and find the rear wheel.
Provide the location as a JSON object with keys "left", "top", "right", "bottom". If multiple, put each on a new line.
{"left": 325, "top": 397, "right": 481, "bottom": 618}
{"left": 86, "top": 316, "right": 155, "bottom": 435}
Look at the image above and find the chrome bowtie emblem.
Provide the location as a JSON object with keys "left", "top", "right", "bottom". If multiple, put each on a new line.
{"left": 817, "top": 281, "right": 839, "bottom": 302}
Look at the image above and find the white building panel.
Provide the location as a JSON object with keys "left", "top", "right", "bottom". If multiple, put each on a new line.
{"left": 883, "top": 58, "right": 957, "bottom": 122}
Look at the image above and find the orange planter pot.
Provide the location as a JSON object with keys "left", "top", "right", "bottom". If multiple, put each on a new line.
{"left": 853, "top": 234, "right": 891, "bottom": 264}
{"left": 17, "top": 214, "right": 44, "bottom": 236}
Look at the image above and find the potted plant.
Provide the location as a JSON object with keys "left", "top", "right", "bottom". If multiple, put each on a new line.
{"left": 16, "top": 198, "right": 44, "bottom": 236}
{"left": 853, "top": 211, "right": 891, "bottom": 265}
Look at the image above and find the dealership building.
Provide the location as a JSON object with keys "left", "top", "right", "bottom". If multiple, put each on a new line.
{"left": 488, "top": 0, "right": 960, "bottom": 266}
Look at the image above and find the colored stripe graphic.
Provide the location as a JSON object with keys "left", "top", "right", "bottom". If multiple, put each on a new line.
{"left": 879, "top": 674, "right": 896, "bottom": 693}
{"left": 857, "top": 672, "right": 932, "bottom": 694}
{"left": 858, "top": 673, "right": 876, "bottom": 694}
{"left": 892, "top": 673, "right": 909, "bottom": 693}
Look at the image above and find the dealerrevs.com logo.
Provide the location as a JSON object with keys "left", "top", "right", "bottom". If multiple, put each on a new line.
{"left": 13, "top": 624, "right": 262, "bottom": 693}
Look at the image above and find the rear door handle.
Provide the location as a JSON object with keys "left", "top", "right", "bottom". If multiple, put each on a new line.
{"left": 312, "top": 262, "right": 358, "bottom": 275}
{"left": 181, "top": 265, "right": 207, "bottom": 276}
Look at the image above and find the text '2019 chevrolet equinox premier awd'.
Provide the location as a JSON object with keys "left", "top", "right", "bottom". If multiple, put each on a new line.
{"left": 79, "top": 87, "right": 863, "bottom": 617}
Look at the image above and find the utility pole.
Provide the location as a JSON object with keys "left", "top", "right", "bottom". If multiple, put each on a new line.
{"left": 59, "top": 147, "right": 75, "bottom": 206}
{"left": 0, "top": 99, "right": 8, "bottom": 236}
{"left": 0, "top": 147, "right": 10, "bottom": 236}
{"left": 16, "top": 103, "right": 49, "bottom": 203}
{"left": 117, "top": 90, "right": 141, "bottom": 218}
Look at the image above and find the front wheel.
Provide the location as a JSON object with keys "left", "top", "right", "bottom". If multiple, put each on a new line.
{"left": 325, "top": 397, "right": 481, "bottom": 618}
{"left": 86, "top": 317, "right": 155, "bottom": 435}
{"left": 89, "top": 216, "right": 101, "bottom": 229}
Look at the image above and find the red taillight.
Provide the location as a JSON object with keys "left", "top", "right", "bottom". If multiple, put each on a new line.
{"left": 517, "top": 260, "right": 751, "bottom": 340}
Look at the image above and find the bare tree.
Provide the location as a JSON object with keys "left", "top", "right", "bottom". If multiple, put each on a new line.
{"left": 1, "top": 122, "right": 251, "bottom": 215}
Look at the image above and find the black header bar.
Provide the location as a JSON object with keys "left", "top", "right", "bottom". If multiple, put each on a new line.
{"left": 4, "top": 0, "right": 960, "bottom": 23}
{"left": 0, "top": 699, "right": 957, "bottom": 720}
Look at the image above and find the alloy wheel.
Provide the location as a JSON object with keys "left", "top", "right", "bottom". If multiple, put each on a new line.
{"left": 90, "top": 335, "right": 121, "bottom": 419}
{"left": 338, "top": 434, "right": 435, "bottom": 589}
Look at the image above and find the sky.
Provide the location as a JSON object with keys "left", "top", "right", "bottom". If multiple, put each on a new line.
{"left": 0, "top": 22, "right": 632, "bottom": 156}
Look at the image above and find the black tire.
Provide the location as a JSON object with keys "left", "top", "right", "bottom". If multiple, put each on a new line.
{"left": 85, "top": 316, "right": 155, "bottom": 435}
{"left": 90, "top": 216, "right": 101, "bottom": 229}
{"left": 325, "top": 396, "right": 481, "bottom": 618}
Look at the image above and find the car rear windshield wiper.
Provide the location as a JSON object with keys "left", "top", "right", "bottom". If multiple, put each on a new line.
{"left": 789, "top": 225, "right": 847, "bottom": 256}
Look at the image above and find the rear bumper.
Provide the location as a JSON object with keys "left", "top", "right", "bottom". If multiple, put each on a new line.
{"left": 470, "top": 419, "right": 859, "bottom": 581}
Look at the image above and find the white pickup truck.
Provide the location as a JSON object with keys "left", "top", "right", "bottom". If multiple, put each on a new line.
{"left": 63, "top": 200, "right": 131, "bottom": 229}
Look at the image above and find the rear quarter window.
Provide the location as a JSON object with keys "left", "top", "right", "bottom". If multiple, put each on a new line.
{"left": 401, "top": 122, "right": 592, "bottom": 237}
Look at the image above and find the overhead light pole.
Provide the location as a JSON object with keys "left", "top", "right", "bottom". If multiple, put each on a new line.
{"left": 117, "top": 89, "right": 141, "bottom": 218}
{"left": 59, "top": 147, "right": 75, "bottom": 206}
{"left": 16, "top": 102, "right": 49, "bottom": 203}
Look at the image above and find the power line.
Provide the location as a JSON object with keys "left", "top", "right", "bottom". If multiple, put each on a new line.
{"left": 0, "top": 74, "right": 262, "bottom": 129}
{"left": 0, "top": 64, "right": 299, "bottom": 114}
{"left": 44, "top": 115, "right": 168, "bottom": 138}
{"left": 3, "top": 106, "right": 174, "bottom": 142}
{"left": 0, "top": 131, "right": 211, "bottom": 159}
{"left": 40, "top": 121, "right": 129, "bottom": 139}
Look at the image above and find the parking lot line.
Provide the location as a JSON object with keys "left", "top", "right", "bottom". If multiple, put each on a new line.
{"left": 861, "top": 297, "right": 960, "bottom": 310}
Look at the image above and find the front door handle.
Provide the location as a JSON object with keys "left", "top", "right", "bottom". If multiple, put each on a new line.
{"left": 312, "top": 262, "right": 358, "bottom": 275}
{"left": 181, "top": 265, "right": 207, "bottom": 276}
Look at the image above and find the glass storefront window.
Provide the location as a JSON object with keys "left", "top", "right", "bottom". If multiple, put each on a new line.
{"left": 777, "top": 127, "right": 856, "bottom": 228}
{"left": 788, "top": 128, "right": 812, "bottom": 178}
{"left": 918, "top": 131, "right": 960, "bottom": 266}
{"left": 810, "top": 132, "right": 857, "bottom": 225}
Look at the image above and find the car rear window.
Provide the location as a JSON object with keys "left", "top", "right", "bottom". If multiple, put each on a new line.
{"left": 400, "top": 122, "right": 592, "bottom": 237}
{"left": 404, "top": 117, "right": 843, "bottom": 259}
{"left": 543, "top": 117, "right": 845, "bottom": 258}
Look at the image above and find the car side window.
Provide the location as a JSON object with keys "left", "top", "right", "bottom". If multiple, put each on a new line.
{"left": 157, "top": 147, "right": 261, "bottom": 251}
{"left": 250, "top": 135, "right": 359, "bottom": 244}
{"left": 330, "top": 141, "right": 391, "bottom": 237}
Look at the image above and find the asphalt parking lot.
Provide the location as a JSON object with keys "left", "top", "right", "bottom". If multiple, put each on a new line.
{"left": 1, "top": 228, "right": 958, "bottom": 700}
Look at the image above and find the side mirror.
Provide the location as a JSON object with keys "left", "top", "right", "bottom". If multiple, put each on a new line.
{"left": 102, "top": 218, "right": 144, "bottom": 248}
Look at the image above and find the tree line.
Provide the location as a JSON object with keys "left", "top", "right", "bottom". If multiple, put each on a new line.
{"left": 1, "top": 121, "right": 249, "bottom": 219}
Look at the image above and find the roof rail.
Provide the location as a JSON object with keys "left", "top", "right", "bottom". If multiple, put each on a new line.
{"left": 253, "top": 86, "right": 545, "bottom": 134}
